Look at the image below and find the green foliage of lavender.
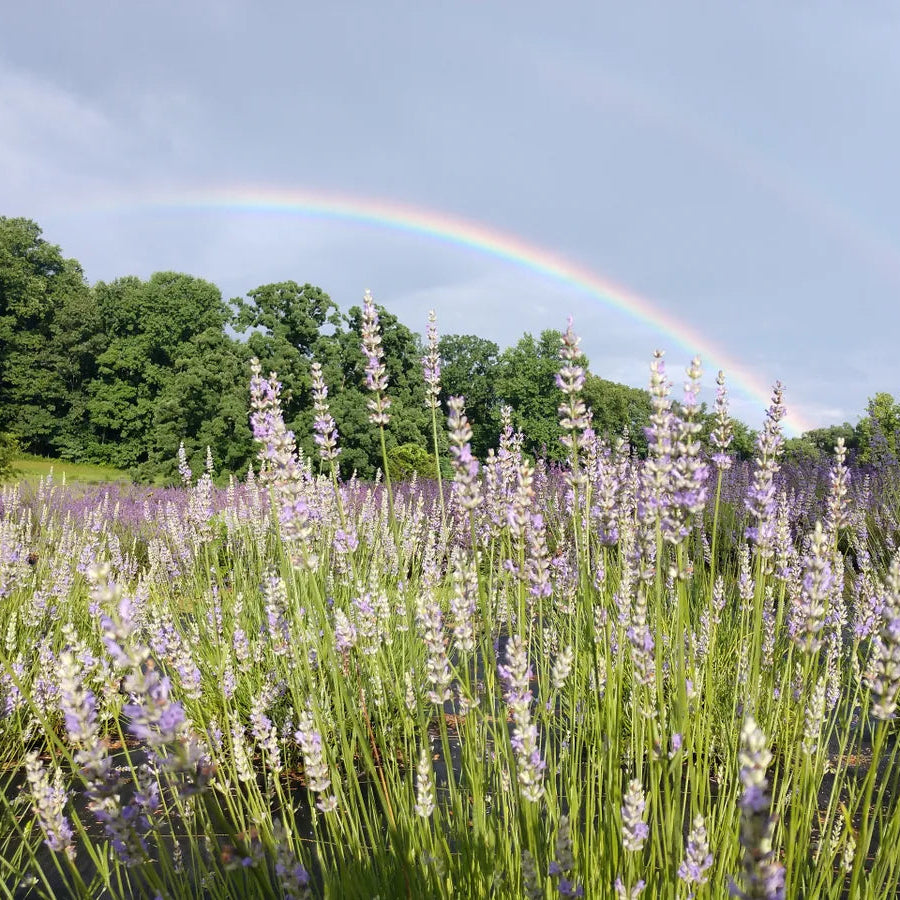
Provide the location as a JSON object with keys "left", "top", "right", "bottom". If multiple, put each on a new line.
{"left": 2, "top": 310, "right": 900, "bottom": 899}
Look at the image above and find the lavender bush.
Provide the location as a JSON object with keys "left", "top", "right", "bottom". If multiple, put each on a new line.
{"left": 1, "top": 313, "right": 899, "bottom": 898}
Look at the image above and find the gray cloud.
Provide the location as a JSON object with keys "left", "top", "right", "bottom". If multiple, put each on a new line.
{"left": 2, "top": 1, "right": 898, "bottom": 432}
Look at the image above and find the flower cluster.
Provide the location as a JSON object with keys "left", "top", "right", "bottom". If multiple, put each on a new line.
{"left": 711, "top": 369, "right": 734, "bottom": 470}
{"left": 447, "top": 396, "right": 482, "bottom": 512}
{"left": 498, "top": 635, "right": 546, "bottom": 802}
{"left": 295, "top": 707, "right": 337, "bottom": 812}
{"left": 311, "top": 360, "right": 340, "bottom": 462}
{"left": 730, "top": 716, "right": 785, "bottom": 900}
{"left": 746, "top": 383, "right": 786, "bottom": 564}
{"left": 422, "top": 309, "right": 441, "bottom": 405}
{"left": 867, "top": 551, "right": 900, "bottom": 719}
{"left": 361, "top": 290, "right": 391, "bottom": 426}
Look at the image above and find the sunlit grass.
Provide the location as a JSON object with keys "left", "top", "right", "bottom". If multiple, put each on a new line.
{"left": 9, "top": 455, "right": 131, "bottom": 485}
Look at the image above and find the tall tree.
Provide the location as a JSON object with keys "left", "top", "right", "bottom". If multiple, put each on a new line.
{"left": 857, "top": 393, "right": 900, "bottom": 465}
{"left": 582, "top": 374, "right": 651, "bottom": 454}
{"left": 496, "top": 330, "right": 566, "bottom": 460}
{"left": 147, "top": 328, "right": 254, "bottom": 479}
{"left": 438, "top": 334, "right": 500, "bottom": 458}
{"left": 87, "top": 273, "right": 229, "bottom": 468}
{"left": 233, "top": 281, "right": 340, "bottom": 423}
{"left": 0, "top": 217, "right": 94, "bottom": 455}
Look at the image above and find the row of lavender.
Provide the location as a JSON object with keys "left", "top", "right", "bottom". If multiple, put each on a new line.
{"left": 1, "top": 302, "right": 899, "bottom": 898}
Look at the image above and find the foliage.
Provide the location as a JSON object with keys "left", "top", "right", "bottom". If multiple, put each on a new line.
{"left": 438, "top": 333, "right": 500, "bottom": 458}
{"left": 386, "top": 442, "right": 442, "bottom": 482}
{"left": 495, "top": 330, "right": 568, "bottom": 460}
{"left": 0, "top": 217, "right": 95, "bottom": 456}
{"left": 858, "top": 392, "right": 900, "bottom": 465}
{"left": 582, "top": 373, "right": 652, "bottom": 454}
{"left": 0, "top": 431, "right": 18, "bottom": 480}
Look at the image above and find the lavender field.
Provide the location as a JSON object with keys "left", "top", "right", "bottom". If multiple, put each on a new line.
{"left": 1, "top": 312, "right": 899, "bottom": 899}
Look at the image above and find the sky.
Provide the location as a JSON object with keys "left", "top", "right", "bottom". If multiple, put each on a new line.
{"left": 2, "top": 1, "right": 898, "bottom": 433}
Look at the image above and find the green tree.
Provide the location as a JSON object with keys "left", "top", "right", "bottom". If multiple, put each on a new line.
{"left": 781, "top": 422, "right": 858, "bottom": 465}
{"left": 582, "top": 374, "right": 651, "bottom": 455}
{"left": 0, "top": 432, "right": 18, "bottom": 481}
{"left": 496, "top": 330, "right": 567, "bottom": 460}
{"left": 857, "top": 393, "right": 900, "bottom": 465}
{"left": 438, "top": 334, "right": 500, "bottom": 458}
{"left": 233, "top": 281, "right": 340, "bottom": 424}
{"left": 87, "top": 273, "right": 230, "bottom": 469}
{"left": 146, "top": 328, "right": 254, "bottom": 479}
{"left": 386, "top": 443, "right": 442, "bottom": 482}
{"left": 0, "top": 217, "right": 94, "bottom": 455}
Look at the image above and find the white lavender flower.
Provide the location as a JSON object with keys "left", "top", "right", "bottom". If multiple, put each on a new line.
{"left": 621, "top": 778, "right": 649, "bottom": 852}
{"left": 552, "top": 646, "right": 575, "bottom": 691}
{"left": 413, "top": 745, "right": 435, "bottom": 818}
{"left": 24, "top": 751, "right": 74, "bottom": 859}
{"left": 867, "top": 551, "right": 900, "bottom": 719}
{"left": 295, "top": 707, "right": 337, "bottom": 812}
{"left": 730, "top": 716, "right": 785, "bottom": 900}
{"left": 498, "top": 635, "right": 545, "bottom": 802}
{"left": 417, "top": 592, "right": 453, "bottom": 704}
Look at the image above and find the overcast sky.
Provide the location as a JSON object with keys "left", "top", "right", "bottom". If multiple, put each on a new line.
{"left": 2, "top": 1, "right": 898, "bottom": 432}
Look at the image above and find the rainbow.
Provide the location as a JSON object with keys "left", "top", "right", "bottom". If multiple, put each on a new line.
{"left": 82, "top": 185, "right": 814, "bottom": 434}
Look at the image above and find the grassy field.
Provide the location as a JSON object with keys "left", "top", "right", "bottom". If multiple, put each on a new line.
{"left": 8, "top": 455, "right": 131, "bottom": 485}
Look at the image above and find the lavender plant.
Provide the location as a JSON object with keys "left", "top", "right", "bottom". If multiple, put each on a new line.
{"left": 0, "top": 313, "right": 899, "bottom": 899}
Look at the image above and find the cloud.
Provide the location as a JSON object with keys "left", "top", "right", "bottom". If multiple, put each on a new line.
{"left": 0, "top": 61, "right": 204, "bottom": 213}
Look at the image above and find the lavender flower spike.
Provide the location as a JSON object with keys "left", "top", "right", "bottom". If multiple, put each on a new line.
{"left": 867, "top": 551, "right": 900, "bottom": 719}
{"left": 711, "top": 369, "right": 734, "bottom": 470}
{"left": 678, "top": 813, "right": 713, "bottom": 893}
{"left": 621, "top": 778, "right": 649, "bottom": 852}
{"left": 422, "top": 309, "right": 441, "bottom": 406}
{"left": 361, "top": 290, "right": 391, "bottom": 426}
{"left": 296, "top": 707, "right": 338, "bottom": 812}
{"left": 745, "top": 383, "right": 786, "bottom": 565}
{"left": 497, "top": 635, "right": 546, "bottom": 801}
{"left": 414, "top": 745, "right": 436, "bottom": 818}
{"left": 24, "top": 751, "right": 74, "bottom": 859}
{"left": 729, "top": 716, "right": 785, "bottom": 900}
{"left": 447, "top": 396, "right": 482, "bottom": 512}
{"left": 311, "top": 360, "right": 340, "bottom": 462}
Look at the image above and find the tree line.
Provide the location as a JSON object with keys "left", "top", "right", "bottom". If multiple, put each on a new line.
{"left": 0, "top": 216, "right": 896, "bottom": 482}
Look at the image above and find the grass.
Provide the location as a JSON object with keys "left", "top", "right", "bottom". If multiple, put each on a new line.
{"left": 8, "top": 455, "right": 131, "bottom": 485}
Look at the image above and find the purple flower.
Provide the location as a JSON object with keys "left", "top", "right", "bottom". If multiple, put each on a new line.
{"left": 295, "top": 707, "right": 337, "bottom": 811}
{"left": 678, "top": 814, "right": 713, "bottom": 890}
{"left": 746, "top": 383, "right": 786, "bottom": 563}
{"left": 249, "top": 359, "right": 316, "bottom": 568}
{"left": 868, "top": 552, "right": 900, "bottom": 719}
{"left": 448, "top": 396, "right": 482, "bottom": 512}
{"left": 24, "top": 751, "right": 74, "bottom": 859}
{"left": 790, "top": 522, "right": 833, "bottom": 653}
{"left": 729, "top": 716, "right": 785, "bottom": 900}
